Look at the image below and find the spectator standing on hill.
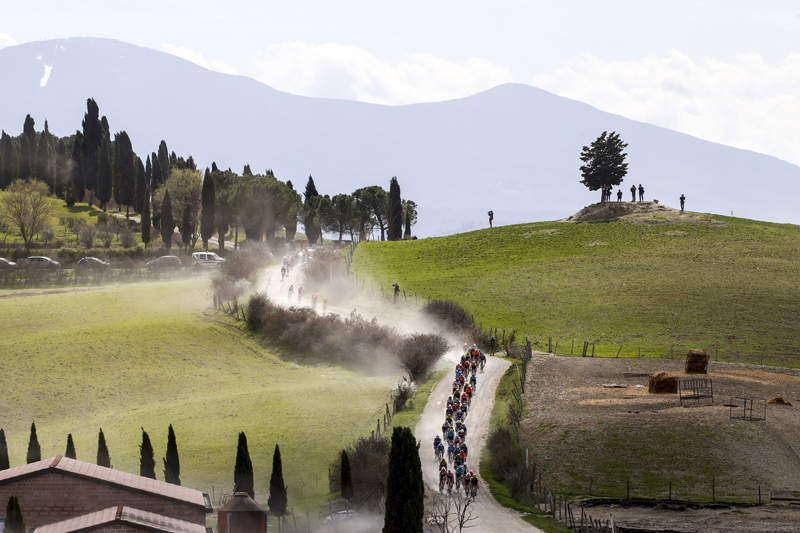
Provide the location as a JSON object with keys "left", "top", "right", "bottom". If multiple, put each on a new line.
{"left": 393, "top": 282, "right": 400, "bottom": 303}
{"left": 680, "top": 194, "right": 686, "bottom": 212}
{"left": 617, "top": 189, "right": 622, "bottom": 202}
{"left": 630, "top": 184, "right": 636, "bottom": 201}
{"left": 488, "top": 210, "right": 494, "bottom": 228}
{"left": 638, "top": 184, "right": 645, "bottom": 201}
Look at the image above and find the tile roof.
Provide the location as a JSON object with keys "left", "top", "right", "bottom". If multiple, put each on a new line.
{"left": 33, "top": 505, "right": 207, "bottom": 533}
{"left": 0, "top": 457, "right": 206, "bottom": 508}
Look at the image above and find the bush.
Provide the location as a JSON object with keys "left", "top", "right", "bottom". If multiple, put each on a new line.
{"left": 212, "top": 274, "right": 250, "bottom": 309}
{"left": 486, "top": 426, "right": 529, "bottom": 499}
{"left": 390, "top": 380, "right": 417, "bottom": 411}
{"left": 120, "top": 227, "right": 136, "bottom": 248}
{"left": 329, "top": 436, "right": 390, "bottom": 509}
{"left": 395, "top": 333, "right": 449, "bottom": 382}
{"left": 78, "top": 223, "right": 96, "bottom": 248}
{"left": 422, "top": 299, "right": 489, "bottom": 349}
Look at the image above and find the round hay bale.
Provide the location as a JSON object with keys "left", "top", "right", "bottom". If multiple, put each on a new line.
{"left": 648, "top": 372, "right": 678, "bottom": 394}
{"left": 767, "top": 396, "right": 792, "bottom": 406}
{"left": 685, "top": 348, "right": 709, "bottom": 373}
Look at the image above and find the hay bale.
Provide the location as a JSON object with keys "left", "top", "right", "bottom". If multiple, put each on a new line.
{"left": 768, "top": 396, "right": 792, "bottom": 406}
{"left": 685, "top": 348, "right": 709, "bottom": 373}
{"left": 648, "top": 372, "right": 678, "bottom": 394}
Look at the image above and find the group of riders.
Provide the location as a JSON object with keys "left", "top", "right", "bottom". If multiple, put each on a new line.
{"left": 287, "top": 284, "right": 328, "bottom": 312}
{"left": 434, "top": 344, "right": 488, "bottom": 499}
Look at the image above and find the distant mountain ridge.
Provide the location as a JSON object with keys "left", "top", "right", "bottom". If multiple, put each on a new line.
{"left": 1, "top": 37, "right": 798, "bottom": 236}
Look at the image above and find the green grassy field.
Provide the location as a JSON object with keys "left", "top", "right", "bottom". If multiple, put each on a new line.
{"left": 0, "top": 277, "right": 395, "bottom": 513}
{"left": 352, "top": 209, "right": 800, "bottom": 364}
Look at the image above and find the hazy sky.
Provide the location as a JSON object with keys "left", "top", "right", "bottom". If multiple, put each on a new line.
{"left": 2, "top": 1, "right": 799, "bottom": 165}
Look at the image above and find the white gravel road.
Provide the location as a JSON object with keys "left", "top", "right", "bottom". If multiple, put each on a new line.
{"left": 260, "top": 261, "right": 540, "bottom": 531}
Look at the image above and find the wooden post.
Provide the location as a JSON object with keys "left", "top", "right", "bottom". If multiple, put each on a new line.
{"left": 712, "top": 475, "right": 715, "bottom": 503}
{"left": 616, "top": 345, "right": 623, "bottom": 358}
{"left": 669, "top": 480, "right": 672, "bottom": 500}
{"left": 627, "top": 478, "right": 630, "bottom": 499}
{"left": 589, "top": 476, "right": 592, "bottom": 496}
{"left": 759, "top": 484, "right": 761, "bottom": 504}
{"left": 591, "top": 343, "right": 595, "bottom": 357}
{"left": 571, "top": 340, "right": 574, "bottom": 355}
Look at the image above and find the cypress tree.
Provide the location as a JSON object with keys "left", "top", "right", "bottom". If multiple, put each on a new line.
{"left": 70, "top": 131, "right": 85, "bottom": 204}
{"left": 151, "top": 153, "right": 162, "bottom": 189}
{"left": 35, "top": 133, "right": 54, "bottom": 190}
{"left": 114, "top": 131, "right": 135, "bottom": 213}
{"left": 388, "top": 177, "right": 402, "bottom": 241}
{"left": 233, "top": 432, "right": 254, "bottom": 498}
{"left": 55, "top": 138, "right": 69, "bottom": 198}
{"left": 97, "top": 137, "right": 112, "bottom": 210}
{"left": 5, "top": 495, "right": 26, "bottom": 533}
{"left": 163, "top": 424, "right": 181, "bottom": 485}
{"left": 18, "top": 135, "right": 33, "bottom": 180}
{"left": 26, "top": 422, "right": 41, "bottom": 464}
{"left": 0, "top": 428, "right": 9, "bottom": 470}
{"left": 340, "top": 450, "right": 353, "bottom": 501}
{"left": 200, "top": 169, "right": 216, "bottom": 250}
{"left": 267, "top": 444, "right": 287, "bottom": 518}
{"left": 142, "top": 179, "right": 151, "bottom": 247}
{"left": 303, "top": 175, "right": 321, "bottom": 245}
{"left": 1, "top": 131, "right": 17, "bottom": 188}
{"left": 145, "top": 155, "right": 152, "bottom": 192}
{"left": 161, "top": 190, "right": 173, "bottom": 250}
{"left": 82, "top": 98, "right": 102, "bottom": 195}
{"left": 383, "top": 426, "right": 424, "bottom": 533}
{"left": 139, "top": 428, "right": 156, "bottom": 479}
{"left": 65, "top": 433, "right": 76, "bottom": 460}
{"left": 181, "top": 205, "right": 192, "bottom": 249}
{"left": 96, "top": 428, "right": 111, "bottom": 467}
{"left": 22, "top": 114, "right": 36, "bottom": 151}
{"left": 158, "top": 141, "right": 170, "bottom": 184}
{"left": 135, "top": 156, "right": 146, "bottom": 214}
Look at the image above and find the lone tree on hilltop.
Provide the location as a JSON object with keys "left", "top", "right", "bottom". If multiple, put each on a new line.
{"left": 233, "top": 432, "right": 254, "bottom": 497}
{"left": 383, "top": 426, "right": 424, "bottom": 533}
{"left": 96, "top": 428, "right": 111, "bottom": 468}
{"left": 163, "top": 424, "right": 181, "bottom": 485}
{"left": 5, "top": 496, "right": 26, "bottom": 533}
{"left": 140, "top": 428, "right": 156, "bottom": 479}
{"left": 0, "top": 429, "right": 9, "bottom": 470}
{"left": 268, "top": 444, "right": 288, "bottom": 519}
{"left": 27, "top": 422, "right": 41, "bottom": 464}
{"left": 579, "top": 131, "right": 628, "bottom": 202}
{"left": 387, "top": 177, "right": 402, "bottom": 241}
{"left": 65, "top": 434, "right": 77, "bottom": 460}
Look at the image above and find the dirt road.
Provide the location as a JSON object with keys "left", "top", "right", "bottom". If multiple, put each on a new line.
{"left": 260, "top": 261, "right": 540, "bottom": 531}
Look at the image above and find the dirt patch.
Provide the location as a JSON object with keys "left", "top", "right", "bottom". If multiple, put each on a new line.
{"left": 521, "top": 355, "right": 800, "bottom": 532}
{"left": 665, "top": 230, "right": 688, "bottom": 236}
{"left": 0, "top": 287, "right": 102, "bottom": 299}
{"left": 584, "top": 241, "right": 609, "bottom": 247}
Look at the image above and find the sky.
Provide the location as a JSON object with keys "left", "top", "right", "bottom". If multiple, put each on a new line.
{"left": 1, "top": 0, "right": 799, "bottom": 166}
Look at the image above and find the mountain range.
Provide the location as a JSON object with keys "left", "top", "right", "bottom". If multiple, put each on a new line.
{"left": 1, "top": 37, "right": 798, "bottom": 237}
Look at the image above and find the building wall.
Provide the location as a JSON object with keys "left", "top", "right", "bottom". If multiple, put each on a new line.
{"left": 0, "top": 472, "right": 204, "bottom": 527}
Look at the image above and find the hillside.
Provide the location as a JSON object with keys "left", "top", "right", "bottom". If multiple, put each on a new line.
{"left": 0, "top": 278, "right": 394, "bottom": 511}
{"left": 2, "top": 38, "right": 800, "bottom": 236}
{"left": 351, "top": 203, "right": 800, "bottom": 364}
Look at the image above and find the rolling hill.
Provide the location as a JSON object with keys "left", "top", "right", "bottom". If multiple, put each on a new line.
{"left": 1, "top": 38, "right": 799, "bottom": 237}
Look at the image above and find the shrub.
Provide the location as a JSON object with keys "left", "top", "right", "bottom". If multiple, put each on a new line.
{"left": 329, "top": 436, "right": 390, "bottom": 509}
{"left": 78, "top": 223, "right": 96, "bottom": 248}
{"left": 390, "top": 380, "right": 417, "bottom": 411}
{"left": 422, "top": 299, "right": 489, "bottom": 349}
{"left": 486, "top": 426, "right": 529, "bottom": 499}
{"left": 395, "top": 333, "right": 449, "bottom": 383}
{"left": 120, "top": 227, "right": 136, "bottom": 248}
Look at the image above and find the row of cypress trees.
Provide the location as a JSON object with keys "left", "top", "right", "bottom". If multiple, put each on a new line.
{"left": 0, "top": 423, "right": 181, "bottom": 485}
{"left": 232, "top": 432, "right": 287, "bottom": 518}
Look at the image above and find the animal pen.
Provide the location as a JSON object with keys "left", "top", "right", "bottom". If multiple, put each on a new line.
{"left": 678, "top": 377, "right": 714, "bottom": 405}
{"left": 729, "top": 397, "right": 766, "bottom": 421}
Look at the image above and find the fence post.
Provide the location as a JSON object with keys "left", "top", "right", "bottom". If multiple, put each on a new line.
{"left": 572, "top": 340, "right": 574, "bottom": 355}
{"left": 616, "top": 345, "right": 622, "bottom": 358}
{"left": 712, "top": 475, "right": 715, "bottom": 503}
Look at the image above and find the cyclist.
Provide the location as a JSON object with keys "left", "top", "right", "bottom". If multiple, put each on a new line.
{"left": 446, "top": 470, "right": 455, "bottom": 495}
{"left": 439, "top": 467, "right": 447, "bottom": 492}
{"left": 455, "top": 464, "right": 465, "bottom": 489}
{"left": 322, "top": 296, "right": 328, "bottom": 311}
{"left": 470, "top": 373, "right": 477, "bottom": 391}
{"left": 460, "top": 443, "right": 468, "bottom": 458}
{"left": 446, "top": 396, "right": 454, "bottom": 408}
{"left": 280, "top": 265, "right": 286, "bottom": 280}
{"left": 433, "top": 435, "right": 441, "bottom": 456}
{"left": 371, "top": 316, "right": 378, "bottom": 325}
{"left": 446, "top": 427, "right": 455, "bottom": 444}
{"left": 447, "top": 442, "right": 455, "bottom": 461}
{"left": 288, "top": 285, "right": 294, "bottom": 299}
{"left": 469, "top": 474, "right": 479, "bottom": 497}
{"left": 465, "top": 385, "right": 473, "bottom": 403}
{"left": 439, "top": 457, "right": 447, "bottom": 470}
{"left": 312, "top": 293, "right": 318, "bottom": 309}
{"left": 297, "top": 286, "right": 304, "bottom": 302}
{"left": 350, "top": 308, "right": 357, "bottom": 319}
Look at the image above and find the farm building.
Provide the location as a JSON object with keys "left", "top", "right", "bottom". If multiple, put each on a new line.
{"left": 0, "top": 455, "right": 212, "bottom": 531}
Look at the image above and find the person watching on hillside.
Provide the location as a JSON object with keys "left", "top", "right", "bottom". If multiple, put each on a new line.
{"left": 638, "top": 184, "right": 645, "bottom": 201}
{"left": 488, "top": 210, "right": 494, "bottom": 227}
{"left": 680, "top": 194, "right": 686, "bottom": 212}
{"left": 617, "top": 189, "right": 623, "bottom": 202}
{"left": 393, "top": 282, "right": 400, "bottom": 303}
{"left": 630, "top": 184, "right": 636, "bottom": 201}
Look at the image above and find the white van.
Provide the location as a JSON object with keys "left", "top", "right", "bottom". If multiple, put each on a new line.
{"left": 191, "top": 252, "right": 225, "bottom": 268}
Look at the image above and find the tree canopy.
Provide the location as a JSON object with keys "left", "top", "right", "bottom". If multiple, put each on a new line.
{"left": 579, "top": 131, "right": 629, "bottom": 195}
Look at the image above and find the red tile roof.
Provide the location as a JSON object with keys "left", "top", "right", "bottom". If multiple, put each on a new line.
{"left": 33, "top": 505, "right": 208, "bottom": 533}
{"left": 0, "top": 456, "right": 207, "bottom": 509}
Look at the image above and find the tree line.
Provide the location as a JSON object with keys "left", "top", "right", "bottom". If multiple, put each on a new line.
{"left": 0, "top": 99, "right": 418, "bottom": 252}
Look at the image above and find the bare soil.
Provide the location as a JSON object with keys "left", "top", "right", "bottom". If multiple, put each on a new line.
{"left": 522, "top": 353, "right": 800, "bottom": 532}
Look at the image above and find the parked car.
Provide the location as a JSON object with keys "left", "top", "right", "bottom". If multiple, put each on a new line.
{"left": 77, "top": 257, "right": 111, "bottom": 269}
{"left": 27, "top": 256, "right": 61, "bottom": 269}
{"left": 324, "top": 510, "right": 358, "bottom": 523}
{"left": 0, "top": 258, "right": 17, "bottom": 270}
{"left": 146, "top": 256, "right": 182, "bottom": 270}
{"left": 191, "top": 251, "right": 225, "bottom": 268}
